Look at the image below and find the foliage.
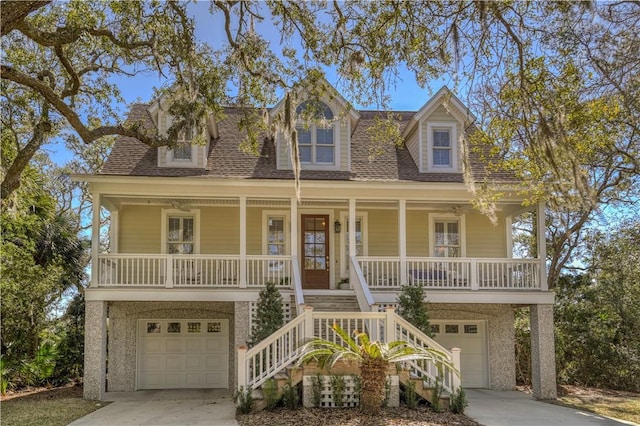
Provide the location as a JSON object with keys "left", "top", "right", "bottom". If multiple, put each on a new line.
{"left": 449, "top": 387, "right": 468, "bottom": 414}
{"left": 298, "top": 324, "right": 454, "bottom": 415}
{"left": 396, "top": 283, "right": 433, "bottom": 337}
{"left": 309, "top": 374, "right": 323, "bottom": 408}
{"left": 19, "top": 340, "right": 58, "bottom": 387}
{"left": 249, "top": 281, "right": 284, "bottom": 346}
{"left": 329, "top": 375, "right": 345, "bottom": 407}
{"left": 429, "top": 376, "right": 444, "bottom": 413}
{"left": 514, "top": 308, "right": 531, "bottom": 387}
{"left": 280, "top": 377, "right": 299, "bottom": 410}
{"left": 403, "top": 379, "right": 418, "bottom": 409}
{"left": 235, "top": 386, "right": 254, "bottom": 414}
{"left": 262, "top": 378, "right": 279, "bottom": 411}
{"left": 52, "top": 293, "right": 85, "bottom": 381}
{"left": 555, "top": 221, "right": 640, "bottom": 392}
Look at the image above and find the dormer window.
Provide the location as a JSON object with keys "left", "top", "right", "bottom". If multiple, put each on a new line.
{"left": 426, "top": 122, "right": 458, "bottom": 172}
{"left": 432, "top": 128, "right": 451, "bottom": 167}
{"left": 296, "top": 101, "right": 337, "bottom": 167}
{"left": 172, "top": 127, "right": 194, "bottom": 161}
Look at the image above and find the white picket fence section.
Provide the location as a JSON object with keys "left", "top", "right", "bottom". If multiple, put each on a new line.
{"left": 246, "top": 256, "right": 292, "bottom": 287}
{"left": 237, "top": 308, "right": 460, "bottom": 394}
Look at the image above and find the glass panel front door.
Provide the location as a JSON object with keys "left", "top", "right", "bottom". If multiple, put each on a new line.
{"left": 301, "top": 215, "right": 330, "bottom": 289}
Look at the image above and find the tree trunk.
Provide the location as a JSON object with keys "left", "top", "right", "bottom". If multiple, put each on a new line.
{"left": 359, "top": 357, "right": 388, "bottom": 414}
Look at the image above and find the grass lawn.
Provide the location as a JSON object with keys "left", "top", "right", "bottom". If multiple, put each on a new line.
{"left": 553, "top": 385, "right": 640, "bottom": 425}
{"left": 0, "top": 384, "right": 107, "bottom": 426}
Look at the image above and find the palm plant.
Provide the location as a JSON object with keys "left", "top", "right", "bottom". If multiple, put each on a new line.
{"left": 298, "top": 324, "right": 454, "bottom": 414}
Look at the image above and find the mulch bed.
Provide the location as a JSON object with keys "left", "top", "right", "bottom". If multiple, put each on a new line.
{"left": 237, "top": 406, "right": 480, "bottom": 426}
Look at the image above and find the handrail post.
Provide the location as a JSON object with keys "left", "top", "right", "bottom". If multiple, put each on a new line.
{"left": 303, "top": 306, "right": 314, "bottom": 340}
{"left": 470, "top": 258, "right": 478, "bottom": 290}
{"left": 451, "top": 347, "right": 461, "bottom": 391}
{"left": 166, "top": 255, "right": 174, "bottom": 288}
{"left": 237, "top": 345, "right": 248, "bottom": 391}
{"left": 385, "top": 307, "right": 396, "bottom": 343}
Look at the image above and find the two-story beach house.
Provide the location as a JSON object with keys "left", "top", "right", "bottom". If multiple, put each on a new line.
{"left": 78, "top": 82, "right": 557, "bottom": 404}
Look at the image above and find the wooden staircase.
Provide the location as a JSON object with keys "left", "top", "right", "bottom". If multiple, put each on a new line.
{"left": 303, "top": 294, "right": 360, "bottom": 312}
{"left": 398, "top": 370, "right": 451, "bottom": 410}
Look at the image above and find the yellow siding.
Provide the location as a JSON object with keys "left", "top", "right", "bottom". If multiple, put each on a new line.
{"left": 200, "top": 207, "right": 239, "bottom": 254}
{"left": 465, "top": 212, "right": 506, "bottom": 258}
{"left": 407, "top": 210, "right": 429, "bottom": 257}
{"left": 246, "top": 208, "right": 262, "bottom": 255}
{"left": 368, "top": 209, "right": 398, "bottom": 255}
{"left": 406, "top": 130, "right": 420, "bottom": 170}
{"left": 118, "top": 205, "right": 162, "bottom": 253}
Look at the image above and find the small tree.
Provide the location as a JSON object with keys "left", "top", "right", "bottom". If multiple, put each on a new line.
{"left": 396, "top": 283, "right": 433, "bottom": 337}
{"left": 249, "top": 281, "right": 284, "bottom": 346}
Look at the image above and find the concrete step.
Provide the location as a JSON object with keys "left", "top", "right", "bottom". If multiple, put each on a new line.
{"left": 304, "top": 295, "right": 360, "bottom": 312}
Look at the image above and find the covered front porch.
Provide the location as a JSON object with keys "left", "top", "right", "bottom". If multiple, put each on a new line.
{"left": 89, "top": 184, "right": 549, "bottom": 311}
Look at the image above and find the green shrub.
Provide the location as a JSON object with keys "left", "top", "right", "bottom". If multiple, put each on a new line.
{"left": 403, "top": 379, "right": 418, "bottom": 409}
{"left": 330, "top": 375, "right": 346, "bottom": 407}
{"left": 262, "top": 378, "right": 279, "bottom": 410}
{"left": 396, "top": 283, "right": 432, "bottom": 337}
{"left": 235, "top": 386, "right": 254, "bottom": 414}
{"left": 450, "top": 387, "right": 468, "bottom": 414}
{"left": 249, "top": 281, "right": 284, "bottom": 346}
{"left": 281, "top": 378, "right": 299, "bottom": 409}
{"left": 310, "top": 374, "right": 323, "bottom": 407}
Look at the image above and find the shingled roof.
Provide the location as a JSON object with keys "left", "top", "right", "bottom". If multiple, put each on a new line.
{"left": 101, "top": 104, "right": 517, "bottom": 183}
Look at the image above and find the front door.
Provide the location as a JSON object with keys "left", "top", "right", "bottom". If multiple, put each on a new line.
{"left": 301, "top": 215, "right": 330, "bottom": 289}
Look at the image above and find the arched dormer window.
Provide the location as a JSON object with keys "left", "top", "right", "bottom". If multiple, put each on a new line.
{"left": 296, "top": 101, "right": 335, "bottom": 165}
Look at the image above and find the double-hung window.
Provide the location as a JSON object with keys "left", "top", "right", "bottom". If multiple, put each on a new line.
{"left": 433, "top": 219, "right": 460, "bottom": 257}
{"left": 432, "top": 128, "right": 451, "bottom": 167}
{"left": 172, "top": 126, "right": 194, "bottom": 161}
{"left": 296, "top": 101, "right": 335, "bottom": 166}
{"left": 426, "top": 122, "right": 458, "bottom": 172}
{"left": 167, "top": 215, "right": 194, "bottom": 254}
{"left": 267, "top": 216, "right": 286, "bottom": 256}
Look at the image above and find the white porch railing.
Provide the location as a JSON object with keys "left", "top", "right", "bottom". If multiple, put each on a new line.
{"left": 357, "top": 256, "right": 542, "bottom": 290}
{"left": 349, "top": 256, "right": 376, "bottom": 312}
{"left": 237, "top": 307, "right": 460, "bottom": 394}
{"left": 246, "top": 256, "right": 292, "bottom": 287}
{"left": 96, "top": 254, "right": 292, "bottom": 288}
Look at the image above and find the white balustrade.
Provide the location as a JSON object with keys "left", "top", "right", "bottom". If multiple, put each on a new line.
{"left": 172, "top": 255, "right": 240, "bottom": 287}
{"left": 358, "top": 257, "right": 401, "bottom": 288}
{"left": 246, "top": 256, "right": 292, "bottom": 287}
{"left": 97, "top": 254, "right": 166, "bottom": 286}
{"left": 476, "top": 258, "right": 540, "bottom": 289}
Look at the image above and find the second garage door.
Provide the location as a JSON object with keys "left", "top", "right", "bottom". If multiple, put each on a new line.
{"left": 431, "top": 320, "right": 488, "bottom": 388}
{"left": 137, "top": 319, "right": 229, "bottom": 389}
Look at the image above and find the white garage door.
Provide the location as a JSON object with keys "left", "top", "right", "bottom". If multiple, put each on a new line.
{"left": 431, "top": 321, "right": 488, "bottom": 388}
{"left": 138, "top": 319, "right": 229, "bottom": 389}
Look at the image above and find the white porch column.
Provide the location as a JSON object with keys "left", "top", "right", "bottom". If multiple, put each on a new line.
{"left": 90, "top": 193, "right": 101, "bottom": 287}
{"left": 290, "top": 197, "right": 298, "bottom": 259}
{"left": 398, "top": 199, "right": 407, "bottom": 285}
{"left": 83, "top": 300, "right": 107, "bottom": 400}
{"left": 505, "top": 215, "right": 512, "bottom": 259}
{"left": 530, "top": 304, "right": 557, "bottom": 399}
{"left": 348, "top": 198, "right": 356, "bottom": 257}
{"left": 239, "top": 196, "right": 247, "bottom": 288}
{"left": 536, "top": 200, "right": 548, "bottom": 290}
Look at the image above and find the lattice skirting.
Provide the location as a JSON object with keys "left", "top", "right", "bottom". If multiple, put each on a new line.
{"left": 302, "top": 375, "right": 399, "bottom": 408}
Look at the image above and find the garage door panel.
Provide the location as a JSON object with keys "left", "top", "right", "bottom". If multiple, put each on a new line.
{"left": 186, "top": 339, "right": 204, "bottom": 352}
{"left": 205, "top": 337, "right": 228, "bottom": 352}
{"left": 138, "top": 319, "right": 229, "bottom": 390}
{"left": 165, "top": 338, "right": 185, "bottom": 353}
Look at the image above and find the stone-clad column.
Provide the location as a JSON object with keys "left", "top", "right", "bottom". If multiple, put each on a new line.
{"left": 83, "top": 300, "right": 108, "bottom": 400}
{"left": 530, "top": 304, "right": 557, "bottom": 399}
{"left": 234, "top": 302, "right": 251, "bottom": 390}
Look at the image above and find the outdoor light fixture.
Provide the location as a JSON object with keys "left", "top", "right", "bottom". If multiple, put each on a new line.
{"left": 334, "top": 220, "right": 342, "bottom": 233}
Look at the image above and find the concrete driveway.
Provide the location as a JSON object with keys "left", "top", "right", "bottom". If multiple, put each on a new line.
{"left": 68, "top": 389, "right": 238, "bottom": 426}
{"left": 466, "top": 389, "right": 636, "bottom": 426}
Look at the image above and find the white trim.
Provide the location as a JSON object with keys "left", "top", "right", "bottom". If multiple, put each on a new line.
{"left": 428, "top": 213, "right": 466, "bottom": 257}
{"left": 239, "top": 196, "right": 247, "bottom": 287}
{"left": 110, "top": 210, "right": 119, "bottom": 254}
{"left": 262, "top": 210, "right": 291, "bottom": 255}
{"left": 91, "top": 193, "right": 101, "bottom": 287}
{"left": 418, "top": 120, "right": 424, "bottom": 172}
{"left": 346, "top": 119, "right": 351, "bottom": 171}
{"left": 399, "top": 200, "right": 407, "bottom": 284}
{"left": 426, "top": 121, "right": 459, "bottom": 173}
{"left": 160, "top": 208, "right": 201, "bottom": 254}
{"left": 339, "top": 211, "right": 369, "bottom": 277}
{"left": 505, "top": 215, "right": 513, "bottom": 259}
